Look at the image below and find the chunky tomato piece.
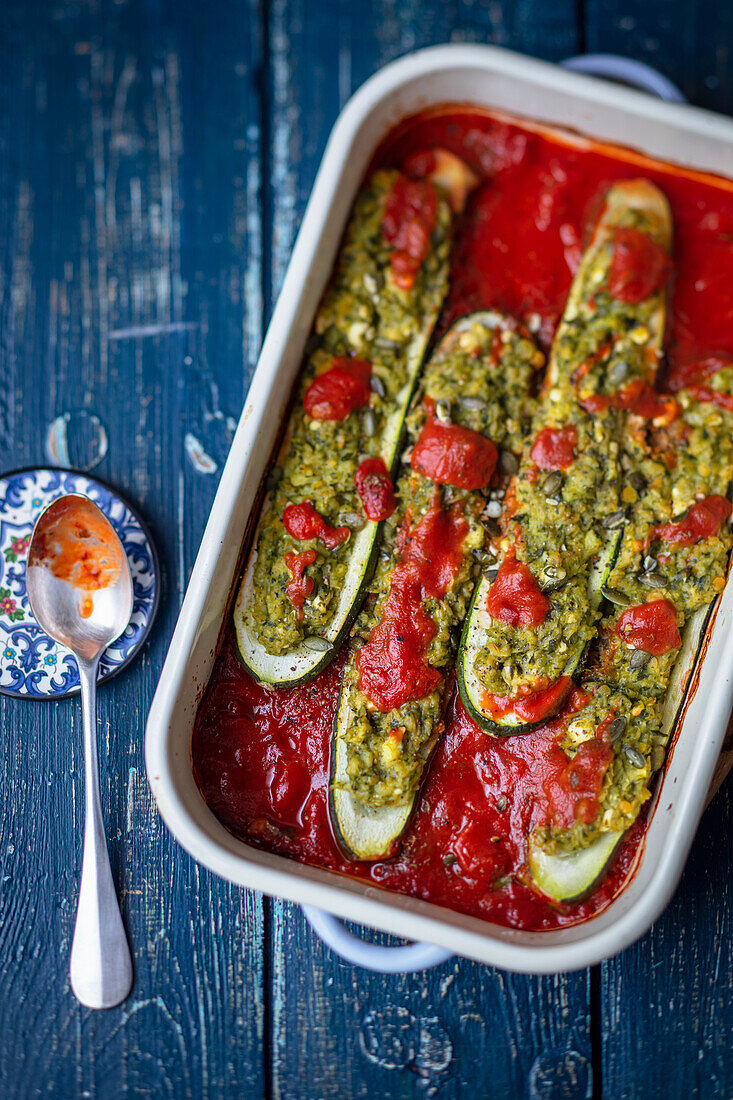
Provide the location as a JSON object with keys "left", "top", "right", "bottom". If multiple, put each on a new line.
{"left": 486, "top": 553, "right": 549, "bottom": 628}
{"left": 381, "top": 176, "right": 438, "bottom": 290}
{"left": 356, "top": 497, "right": 468, "bottom": 711}
{"left": 354, "top": 457, "right": 396, "bottom": 521}
{"left": 617, "top": 599, "right": 681, "bottom": 656}
{"left": 649, "top": 495, "right": 732, "bottom": 547}
{"left": 530, "top": 424, "right": 577, "bottom": 469}
{"left": 411, "top": 416, "right": 497, "bottom": 490}
{"left": 608, "top": 227, "right": 671, "bottom": 303}
{"left": 282, "top": 501, "right": 350, "bottom": 550}
{"left": 283, "top": 549, "right": 317, "bottom": 616}
{"left": 482, "top": 676, "right": 571, "bottom": 724}
{"left": 303, "top": 357, "right": 372, "bottom": 420}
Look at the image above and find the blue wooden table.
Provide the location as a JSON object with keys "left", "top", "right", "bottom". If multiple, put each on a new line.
{"left": 1, "top": 1, "right": 732, "bottom": 1096}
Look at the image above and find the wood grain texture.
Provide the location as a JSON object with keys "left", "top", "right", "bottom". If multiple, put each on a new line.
{"left": 584, "top": 0, "right": 733, "bottom": 113}
{"left": 0, "top": 1, "right": 266, "bottom": 1096}
{"left": 599, "top": 786, "right": 733, "bottom": 1100}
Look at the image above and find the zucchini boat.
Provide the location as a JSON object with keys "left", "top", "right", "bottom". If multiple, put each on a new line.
{"left": 528, "top": 366, "right": 733, "bottom": 902}
{"left": 457, "top": 180, "right": 673, "bottom": 734}
{"left": 234, "top": 155, "right": 478, "bottom": 686}
{"left": 331, "top": 312, "right": 544, "bottom": 860}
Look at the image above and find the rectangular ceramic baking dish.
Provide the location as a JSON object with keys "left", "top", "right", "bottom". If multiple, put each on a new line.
{"left": 145, "top": 44, "right": 733, "bottom": 974}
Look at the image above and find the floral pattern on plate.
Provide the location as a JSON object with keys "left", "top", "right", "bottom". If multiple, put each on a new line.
{"left": 0, "top": 468, "right": 159, "bottom": 699}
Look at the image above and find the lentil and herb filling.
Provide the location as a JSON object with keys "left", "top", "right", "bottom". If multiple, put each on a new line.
{"left": 333, "top": 315, "right": 543, "bottom": 827}
{"left": 233, "top": 162, "right": 468, "bottom": 684}
{"left": 532, "top": 366, "right": 733, "bottom": 858}
{"left": 459, "top": 180, "right": 673, "bottom": 730}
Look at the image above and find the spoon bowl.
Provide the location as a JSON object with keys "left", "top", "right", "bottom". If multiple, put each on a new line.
{"left": 27, "top": 494, "right": 133, "bottom": 660}
{"left": 26, "top": 493, "right": 134, "bottom": 1009}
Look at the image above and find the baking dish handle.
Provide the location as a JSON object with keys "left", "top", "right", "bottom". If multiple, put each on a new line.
{"left": 560, "top": 54, "right": 686, "bottom": 102}
{"left": 302, "top": 905, "right": 453, "bottom": 973}
{"left": 302, "top": 51, "right": 684, "bottom": 976}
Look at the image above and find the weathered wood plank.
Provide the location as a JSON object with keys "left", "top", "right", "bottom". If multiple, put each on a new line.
{"left": 265, "top": 4, "right": 591, "bottom": 1098}
{"left": 600, "top": 785, "right": 733, "bottom": 1100}
{"left": 584, "top": 0, "right": 733, "bottom": 113}
{"left": 0, "top": 1, "right": 266, "bottom": 1096}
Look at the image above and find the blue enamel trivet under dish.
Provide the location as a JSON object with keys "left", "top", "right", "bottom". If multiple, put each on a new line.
{"left": 0, "top": 467, "right": 159, "bottom": 699}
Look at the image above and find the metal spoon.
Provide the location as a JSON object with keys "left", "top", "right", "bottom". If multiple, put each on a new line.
{"left": 27, "top": 493, "right": 134, "bottom": 1009}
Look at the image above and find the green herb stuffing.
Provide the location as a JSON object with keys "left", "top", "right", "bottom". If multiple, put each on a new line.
{"left": 238, "top": 170, "right": 452, "bottom": 656}
{"left": 468, "top": 184, "right": 671, "bottom": 703}
{"left": 339, "top": 316, "right": 543, "bottom": 808}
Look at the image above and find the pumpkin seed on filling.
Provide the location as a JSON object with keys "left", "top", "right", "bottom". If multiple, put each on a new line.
{"left": 602, "top": 509, "right": 627, "bottom": 529}
{"left": 607, "top": 716, "right": 627, "bottom": 743}
{"left": 458, "top": 395, "right": 487, "bottom": 411}
{"left": 601, "top": 585, "right": 632, "bottom": 606}
{"left": 303, "top": 636, "right": 333, "bottom": 653}
{"left": 639, "top": 572, "right": 666, "bottom": 588}
{"left": 623, "top": 744, "right": 646, "bottom": 769}
{"left": 498, "top": 450, "right": 520, "bottom": 476}
{"left": 541, "top": 470, "right": 563, "bottom": 496}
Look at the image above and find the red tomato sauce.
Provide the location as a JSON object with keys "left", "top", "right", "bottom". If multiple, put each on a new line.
{"left": 283, "top": 549, "right": 316, "bottom": 616}
{"left": 683, "top": 384, "right": 733, "bottom": 413}
{"left": 481, "top": 676, "right": 572, "bottom": 725}
{"left": 530, "top": 424, "right": 577, "bottom": 470}
{"left": 354, "top": 457, "right": 397, "bottom": 521}
{"left": 411, "top": 413, "right": 498, "bottom": 489}
{"left": 381, "top": 175, "right": 438, "bottom": 290}
{"left": 356, "top": 495, "right": 468, "bottom": 711}
{"left": 192, "top": 108, "right": 733, "bottom": 931}
{"left": 192, "top": 629, "right": 644, "bottom": 930}
{"left": 607, "top": 226, "right": 672, "bottom": 303}
{"left": 648, "top": 495, "right": 732, "bottom": 547}
{"left": 303, "top": 356, "right": 372, "bottom": 421}
{"left": 282, "top": 501, "right": 350, "bottom": 550}
{"left": 579, "top": 378, "right": 680, "bottom": 421}
{"left": 29, "top": 496, "right": 123, "bottom": 591}
{"left": 486, "top": 552, "right": 549, "bottom": 628}
{"left": 617, "top": 599, "right": 681, "bottom": 656}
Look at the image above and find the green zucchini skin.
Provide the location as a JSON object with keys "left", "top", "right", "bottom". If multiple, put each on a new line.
{"left": 233, "top": 166, "right": 461, "bottom": 688}
{"left": 457, "top": 532, "right": 622, "bottom": 735}
{"left": 527, "top": 831, "right": 624, "bottom": 905}
{"left": 527, "top": 598, "right": 716, "bottom": 903}
{"left": 234, "top": 514, "right": 384, "bottom": 687}
{"left": 330, "top": 312, "right": 544, "bottom": 861}
{"left": 456, "top": 180, "right": 672, "bottom": 734}
{"left": 329, "top": 678, "right": 416, "bottom": 862}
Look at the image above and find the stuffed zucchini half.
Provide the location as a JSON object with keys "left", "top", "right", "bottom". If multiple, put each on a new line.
{"left": 234, "top": 153, "right": 478, "bottom": 686}
{"left": 458, "top": 179, "right": 673, "bottom": 734}
{"left": 331, "top": 312, "right": 544, "bottom": 860}
{"left": 528, "top": 364, "right": 733, "bottom": 903}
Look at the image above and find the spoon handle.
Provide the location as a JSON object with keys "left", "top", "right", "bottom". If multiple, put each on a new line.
{"left": 69, "top": 656, "right": 133, "bottom": 1009}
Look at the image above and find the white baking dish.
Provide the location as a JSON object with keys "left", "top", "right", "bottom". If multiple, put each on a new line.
{"left": 145, "top": 44, "right": 733, "bottom": 974}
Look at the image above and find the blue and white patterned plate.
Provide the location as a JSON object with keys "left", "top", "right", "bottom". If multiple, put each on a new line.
{"left": 0, "top": 467, "right": 159, "bottom": 699}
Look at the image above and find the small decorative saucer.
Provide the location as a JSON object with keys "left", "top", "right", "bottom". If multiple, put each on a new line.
{"left": 0, "top": 467, "right": 159, "bottom": 699}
